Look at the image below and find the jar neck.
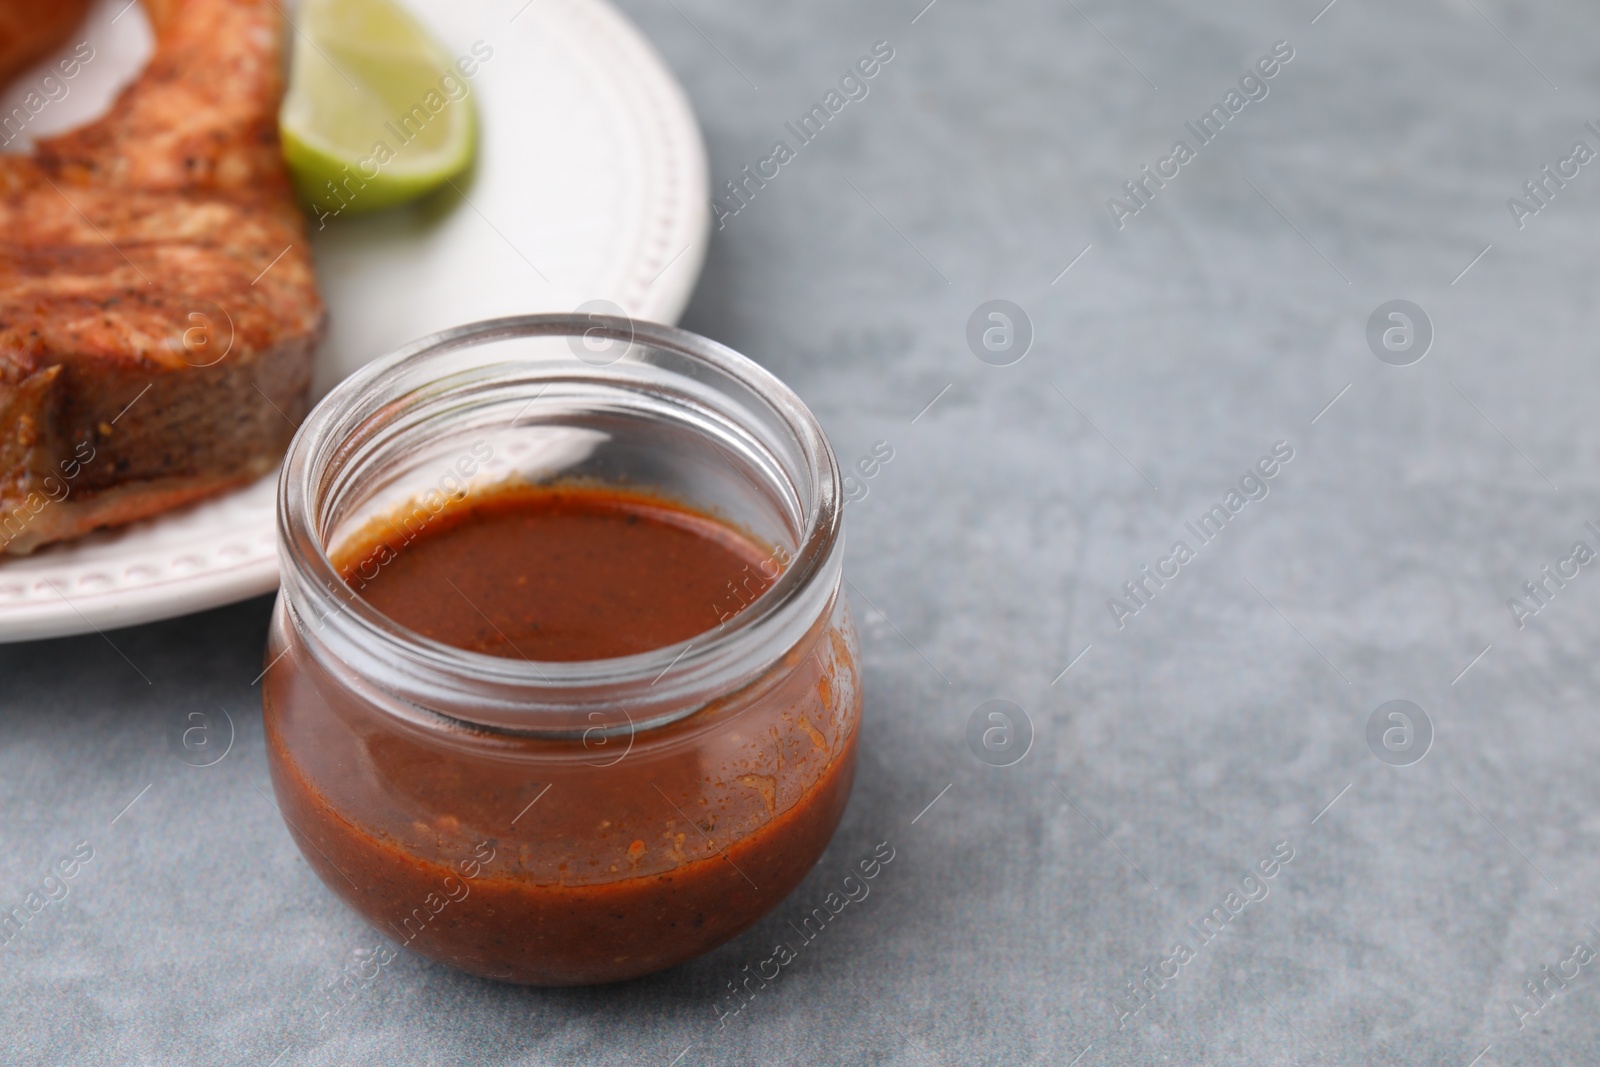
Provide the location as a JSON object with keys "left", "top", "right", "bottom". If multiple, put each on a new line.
{"left": 276, "top": 315, "right": 844, "bottom": 739}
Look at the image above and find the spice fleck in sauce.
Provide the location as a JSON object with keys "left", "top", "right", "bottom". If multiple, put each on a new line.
{"left": 263, "top": 482, "right": 859, "bottom": 985}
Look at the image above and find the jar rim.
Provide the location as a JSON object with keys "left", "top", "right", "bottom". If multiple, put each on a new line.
{"left": 275, "top": 314, "right": 843, "bottom": 734}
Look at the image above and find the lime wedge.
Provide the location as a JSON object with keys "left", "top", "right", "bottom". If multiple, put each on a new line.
{"left": 280, "top": 0, "right": 477, "bottom": 216}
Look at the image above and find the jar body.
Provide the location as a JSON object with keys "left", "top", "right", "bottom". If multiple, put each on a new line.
{"left": 262, "top": 591, "right": 860, "bottom": 985}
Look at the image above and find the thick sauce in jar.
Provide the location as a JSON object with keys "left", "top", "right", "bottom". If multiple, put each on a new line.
{"left": 263, "top": 483, "right": 859, "bottom": 985}
{"left": 341, "top": 485, "right": 777, "bottom": 659}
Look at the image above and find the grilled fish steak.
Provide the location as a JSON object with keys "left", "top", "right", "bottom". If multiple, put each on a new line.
{"left": 0, "top": 0, "right": 323, "bottom": 554}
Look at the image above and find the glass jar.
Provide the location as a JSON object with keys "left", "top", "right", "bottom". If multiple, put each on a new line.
{"left": 263, "top": 314, "right": 859, "bottom": 986}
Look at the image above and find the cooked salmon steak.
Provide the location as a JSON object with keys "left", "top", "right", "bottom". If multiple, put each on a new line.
{"left": 0, "top": 0, "right": 323, "bottom": 554}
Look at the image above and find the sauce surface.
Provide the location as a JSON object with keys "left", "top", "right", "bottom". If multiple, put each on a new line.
{"left": 335, "top": 484, "right": 776, "bottom": 659}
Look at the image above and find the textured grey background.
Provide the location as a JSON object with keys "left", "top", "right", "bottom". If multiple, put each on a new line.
{"left": 5, "top": 0, "right": 1600, "bottom": 1063}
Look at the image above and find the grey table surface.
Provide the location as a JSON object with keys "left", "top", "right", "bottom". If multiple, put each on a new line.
{"left": 7, "top": 0, "right": 1600, "bottom": 1063}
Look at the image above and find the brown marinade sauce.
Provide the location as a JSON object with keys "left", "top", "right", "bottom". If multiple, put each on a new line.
{"left": 264, "top": 483, "right": 858, "bottom": 985}
{"left": 334, "top": 484, "right": 777, "bottom": 660}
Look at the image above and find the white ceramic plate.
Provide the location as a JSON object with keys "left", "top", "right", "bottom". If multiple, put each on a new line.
{"left": 0, "top": 0, "right": 709, "bottom": 642}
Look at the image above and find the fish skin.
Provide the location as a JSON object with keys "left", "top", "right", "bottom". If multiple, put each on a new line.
{"left": 0, "top": 0, "right": 324, "bottom": 553}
